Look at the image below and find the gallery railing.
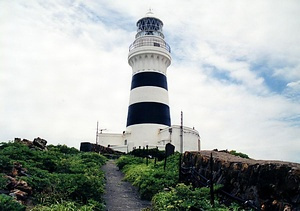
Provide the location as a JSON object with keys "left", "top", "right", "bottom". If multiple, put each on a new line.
{"left": 129, "top": 37, "right": 171, "bottom": 53}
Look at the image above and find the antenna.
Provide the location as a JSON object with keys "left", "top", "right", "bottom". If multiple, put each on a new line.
{"left": 180, "top": 111, "right": 183, "bottom": 153}
{"left": 96, "top": 121, "right": 99, "bottom": 145}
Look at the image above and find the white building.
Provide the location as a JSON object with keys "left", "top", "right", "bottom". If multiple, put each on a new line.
{"left": 99, "top": 11, "right": 200, "bottom": 153}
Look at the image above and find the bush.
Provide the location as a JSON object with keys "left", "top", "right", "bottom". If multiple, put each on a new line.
{"left": 0, "top": 173, "right": 8, "bottom": 190}
{"left": 130, "top": 148, "right": 165, "bottom": 161}
{"left": 31, "top": 200, "right": 103, "bottom": 211}
{"left": 116, "top": 155, "right": 144, "bottom": 170}
{"left": 0, "top": 194, "right": 25, "bottom": 211}
{"left": 0, "top": 142, "right": 106, "bottom": 210}
{"left": 48, "top": 144, "right": 80, "bottom": 155}
{"left": 118, "top": 153, "right": 180, "bottom": 200}
{"left": 0, "top": 154, "right": 12, "bottom": 171}
{"left": 152, "top": 183, "right": 242, "bottom": 211}
{"left": 229, "top": 150, "right": 250, "bottom": 159}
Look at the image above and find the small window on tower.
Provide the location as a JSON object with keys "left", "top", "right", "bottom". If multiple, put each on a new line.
{"left": 154, "top": 42, "right": 160, "bottom": 47}
{"left": 124, "top": 140, "right": 127, "bottom": 145}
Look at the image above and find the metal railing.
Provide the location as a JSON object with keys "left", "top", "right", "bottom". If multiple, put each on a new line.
{"left": 129, "top": 37, "right": 171, "bottom": 53}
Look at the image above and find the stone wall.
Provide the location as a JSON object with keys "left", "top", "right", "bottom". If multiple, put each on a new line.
{"left": 80, "top": 142, "right": 124, "bottom": 156}
{"left": 181, "top": 151, "right": 300, "bottom": 210}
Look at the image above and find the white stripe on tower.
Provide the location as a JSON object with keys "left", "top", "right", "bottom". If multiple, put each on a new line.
{"left": 129, "top": 86, "right": 169, "bottom": 106}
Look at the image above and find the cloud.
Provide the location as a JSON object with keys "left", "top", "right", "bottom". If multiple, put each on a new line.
{"left": 287, "top": 81, "right": 300, "bottom": 88}
{"left": 0, "top": 0, "right": 299, "bottom": 163}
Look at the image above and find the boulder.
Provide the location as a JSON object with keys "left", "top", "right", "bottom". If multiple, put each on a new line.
{"left": 33, "top": 137, "right": 47, "bottom": 150}
{"left": 14, "top": 138, "right": 33, "bottom": 147}
{"left": 9, "top": 189, "right": 28, "bottom": 201}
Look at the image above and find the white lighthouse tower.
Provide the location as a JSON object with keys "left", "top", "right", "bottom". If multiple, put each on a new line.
{"left": 126, "top": 10, "right": 172, "bottom": 149}
{"left": 96, "top": 11, "right": 200, "bottom": 153}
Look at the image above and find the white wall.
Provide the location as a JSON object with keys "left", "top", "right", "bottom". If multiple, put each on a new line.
{"left": 125, "top": 124, "right": 167, "bottom": 151}
{"left": 159, "top": 125, "right": 200, "bottom": 152}
{"left": 99, "top": 133, "right": 124, "bottom": 147}
{"left": 99, "top": 125, "right": 200, "bottom": 153}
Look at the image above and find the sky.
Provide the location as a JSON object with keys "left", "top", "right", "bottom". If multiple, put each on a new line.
{"left": 1, "top": 0, "right": 300, "bottom": 163}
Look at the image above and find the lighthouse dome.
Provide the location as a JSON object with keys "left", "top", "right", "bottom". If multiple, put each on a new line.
{"left": 135, "top": 10, "right": 164, "bottom": 39}
{"left": 144, "top": 9, "right": 155, "bottom": 17}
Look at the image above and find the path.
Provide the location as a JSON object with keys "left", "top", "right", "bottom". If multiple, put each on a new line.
{"left": 102, "top": 160, "right": 151, "bottom": 211}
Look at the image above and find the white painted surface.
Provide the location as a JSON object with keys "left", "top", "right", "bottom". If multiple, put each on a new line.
{"left": 125, "top": 124, "right": 168, "bottom": 151}
{"left": 128, "top": 37, "right": 171, "bottom": 75}
{"left": 99, "top": 125, "right": 200, "bottom": 153}
{"left": 129, "top": 86, "right": 169, "bottom": 105}
{"left": 99, "top": 133, "right": 124, "bottom": 147}
{"left": 159, "top": 125, "right": 200, "bottom": 152}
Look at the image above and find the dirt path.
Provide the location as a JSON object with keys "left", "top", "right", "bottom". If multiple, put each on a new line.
{"left": 102, "top": 160, "right": 151, "bottom": 211}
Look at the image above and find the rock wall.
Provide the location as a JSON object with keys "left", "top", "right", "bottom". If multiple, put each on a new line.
{"left": 80, "top": 142, "right": 124, "bottom": 156}
{"left": 181, "top": 151, "right": 300, "bottom": 211}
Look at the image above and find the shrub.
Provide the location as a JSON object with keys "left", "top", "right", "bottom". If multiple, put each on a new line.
{"left": 0, "top": 173, "right": 8, "bottom": 190}
{"left": 130, "top": 148, "right": 165, "bottom": 161}
{"left": 152, "top": 183, "right": 242, "bottom": 211}
{"left": 0, "top": 194, "right": 25, "bottom": 211}
{"left": 30, "top": 200, "right": 100, "bottom": 211}
{"left": 118, "top": 153, "right": 180, "bottom": 200}
{"left": 0, "top": 142, "right": 106, "bottom": 210}
{"left": 0, "top": 154, "right": 12, "bottom": 171}
{"left": 229, "top": 150, "right": 250, "bottom": 159}
{"left": 116, "top": 155, "right": 144, "bottom": 170}
{"left": 48, "top": 144, "right": 80, "bottom": 155}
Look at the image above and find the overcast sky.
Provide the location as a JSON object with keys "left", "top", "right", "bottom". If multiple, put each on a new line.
{"left": 1, "top": 0, "right": 299, "bottom": 162}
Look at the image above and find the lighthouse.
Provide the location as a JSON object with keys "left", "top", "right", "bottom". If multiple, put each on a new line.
{"left": 125, "top": 10, "right": 172, "bottom": 149}
{"left": 92, "top": 11, "right": 200, "bottom": 153}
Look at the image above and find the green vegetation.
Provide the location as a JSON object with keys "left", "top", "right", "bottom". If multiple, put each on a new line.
{"left": 117, "top": 153, "right": 179, "bottom": 200}
{"left": 0, "top": 141, "right": 106, "bottom": 210}
{"left": 0, "top": 194, "right": 25, "bottom": 211}
{"left": 229, "top": 150, "right": 250, "bottom": 159}
{"left": 0, "top": 173, "right": 7, "bottom": 189}
{"left": 118, "top": 153, "right": 249, "bottom": 210}
{"left": 152, "top": 183, "right": 242, "bottom": 211}
{"left": 116, "top": 155, "right": 144, "bottom": 170}
{"left": 31, "top": 200, "right": 102, "bottom": 211}
{"left": 129, "top": 148, "right": 165, "bottom": 161}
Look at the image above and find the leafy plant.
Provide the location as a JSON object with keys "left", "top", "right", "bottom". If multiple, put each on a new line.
{"left": 118, "top": 153, "right": 179, "bottom": 200}
{"left": 0, "top": 141, "right": 106, "bottom": 210}
{"left": 129, "top": 148, "right": 165, "bottom": 161}
{"left": 0, "top": 173, "right": 8, "bottom": 190}
{"left": 152, "top": 183, "right": 245, "bottom": 211}
{"left": 30, "top": 200, "right": 101, "bottom": 211}
{"left": 118, "top": 153, "right": 248, "bottom": 210}
{"left": 116, "top": 155, "right": 144, "bottom": 170}
{"left": 229, "top": 150, "right": 250, "bottom": 159}
{"left": 0, "top": 194, "right": 25, "bottom": 211}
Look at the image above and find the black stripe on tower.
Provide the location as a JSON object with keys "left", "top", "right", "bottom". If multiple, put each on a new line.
{"left": 131, "top": 72, "right": 168, "bottom": 90}
{"left": 126, "top": 102, "right": 171, "bottom": 126}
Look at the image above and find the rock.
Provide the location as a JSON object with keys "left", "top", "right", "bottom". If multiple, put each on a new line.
{"left": 10, "top": 162, "right": 29, "bottom": 177}
{"left": 80, "top": 142, "right": 124, "bottom": 155}
{"left": 15, "top": 180, "right": 32, "bottom": 194}
{"left": 33, "top": 137, "right": 47, "bottom": 150}
{"left": 9, "top": 189, "right": 28, "bottom": 201}
{"left": 5, "top": 163, "right": 32, "bottom": 194}
{"left": 15, "top": 137, "right": 48, "bottom": 150}
{"left": 181, "top": 151, "right": 300, "bottom": 211}
{"left": 14, "top": 138, "right": 33, "bottom": 147}
{"left": 5, "top": 175, "right": 17, "bottom": 190}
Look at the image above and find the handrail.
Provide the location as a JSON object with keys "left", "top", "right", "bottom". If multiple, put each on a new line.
{"left": 129, "top": 37, "right": 171, "bottom": 53}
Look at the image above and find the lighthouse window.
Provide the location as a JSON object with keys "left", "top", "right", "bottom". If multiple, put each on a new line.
{"left": 154, "top": 42, "right": 160, "bottom": 47}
